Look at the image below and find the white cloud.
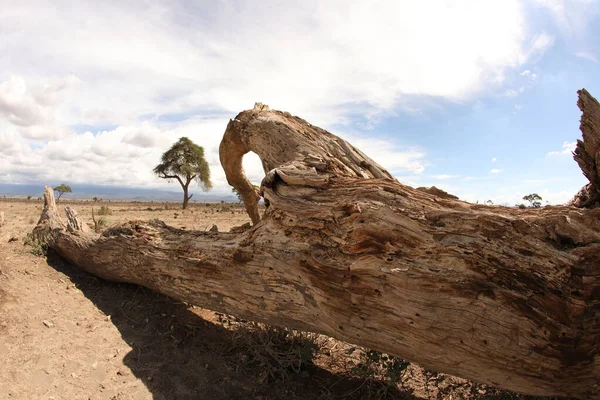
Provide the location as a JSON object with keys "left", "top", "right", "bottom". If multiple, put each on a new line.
{"left": 575, "top": 52, "right": 599, "bottom": 63}
{"left": 548, "top": 141, "right": 577, "bottom": 155}
{"left": 430, "top": 174, "right": 459, "bottom": 180}
{"left": 520, "top": 70, "right": 537, "bottom": 80}
{"left": 491, "top": 157, "right": 497, "bottom": 162}
{"left": 530, "top": 33, "right": 555, "bottom": 53}
{"left": 0, "top": 1, "right": 559, "bottom": 191}
{"left": 490, "top": 169, "right": 503, "bottom": 174}
{"left": 0, "top": 115, "right": 271, "bottom": 195}
{"left": 0, "top": 75, "right": 78, "bottom": 140}
{"left": 0, "top": 76, "right": 48, "bottom": 127}
{"left": 341, "top": 135, "right": 427, "bottom": 175}
{"left": 532, "top": 0, "right": 600, "bottom": 36}
{"left": 0, "top": 130, "right": 21, "bottom": 156}
{"left": 122, "top": 125, "right": 163, "bottom": 148}
{"left": 393, "top": 174, "right": 424, "bottom": 188}
{"left": 0, "top": 1, "right": 551, "bottom": 122}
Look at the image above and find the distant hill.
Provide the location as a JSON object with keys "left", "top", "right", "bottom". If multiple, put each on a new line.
{"left": 0, "top": 183, "right": 237, "bottom": 203}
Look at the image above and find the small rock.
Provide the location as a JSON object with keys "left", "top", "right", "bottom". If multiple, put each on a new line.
{"left": 209, "top": 224, "right": 219, "bottom": 232}
{"left": 7, "top": 237, "right": 18, "bottom": 243}
{"left": 42, "top": 320, "right": 54, "bottom": 328}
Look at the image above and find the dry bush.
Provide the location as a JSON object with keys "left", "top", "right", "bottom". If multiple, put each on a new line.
{"left": 96, "top": 205, "right": 112, "bottom": 215}
{"left": 217, "top": 314, "right": 321, "bottom": 383}
{"left": 91, "top": 208, "right": 109, "bottom": 232}
{"left": 23, "top": 233, "right": 47, "bottom": 256}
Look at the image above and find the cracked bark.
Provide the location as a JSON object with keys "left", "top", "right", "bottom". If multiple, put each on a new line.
{"left": 34, "top": 94, "right": 600, "bottom": 399}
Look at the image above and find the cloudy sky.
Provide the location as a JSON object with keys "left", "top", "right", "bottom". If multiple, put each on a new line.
{"left": 1, "top": 0, "right": 599, "bottom": 205}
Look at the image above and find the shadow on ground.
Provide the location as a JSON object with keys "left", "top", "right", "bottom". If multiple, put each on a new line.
{"left": 45, "top": 251, "right": 574, "bottom": 400}
{"left": 46, "top": 251, "right": 417, "bottom": 400}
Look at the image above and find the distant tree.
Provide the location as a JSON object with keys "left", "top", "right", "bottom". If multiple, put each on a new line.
{"left": 27, "top": 195, "right": 32, "bottom": 201}
{"left": 523, "top": 193, "right": 542, "bottom": 208}
{"left": 92, "top": 196, "right": 99, "bottom": 202}
{"left": 153, "top": 137, "right": 212, "bottom": 209}
{"left": 232, "top": 187, "right": 243, "bottom": 203}
{"left": 232, "top": 185, "right": 259, "bottom": 204}
{"left": 485, "top": 200, "right": 493, "bottom": 205}
{"left": 53, "top": 184, "right": 72, "bottom": 204}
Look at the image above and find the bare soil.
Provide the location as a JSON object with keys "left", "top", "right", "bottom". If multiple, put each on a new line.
{"left": 0, "top": 199, "right": 567, "bottom": 399}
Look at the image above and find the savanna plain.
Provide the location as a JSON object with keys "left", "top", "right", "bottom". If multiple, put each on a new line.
{"left": 0, "top": 198, "right": 571, "bottom": 399}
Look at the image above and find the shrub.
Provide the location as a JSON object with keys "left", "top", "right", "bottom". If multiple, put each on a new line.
{"left": 91, "top": 208, "right": 108, "bottom": 232}
{"left": 346, "top": 347, "right": 409, "bottom": 398}
{"left": 97, "top": 205, "right": 112, "bottom": 215}
{"left": 222, "top": 317, "right": 320, "bottom": 383}
{"left": 23, "top": 233, "right": 48, "bottom": 256}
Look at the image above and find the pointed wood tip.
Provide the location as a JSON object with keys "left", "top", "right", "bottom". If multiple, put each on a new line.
{"left": 43, "top": 185, "right": 55, "bottom": 207}
{"left": 40, "top": 186, "right": 59, "bottom": 223}
{"left": 253, "top": 102, "right": 270, "bottom": 112}
{"left": 32, "top": 185, "right": 64, "bottom": 243}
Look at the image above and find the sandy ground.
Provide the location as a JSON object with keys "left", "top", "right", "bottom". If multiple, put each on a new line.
{"left": 0, "top": 199, "right": 567, "bottom": 400}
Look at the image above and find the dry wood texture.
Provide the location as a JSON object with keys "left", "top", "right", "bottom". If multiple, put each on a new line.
{"left": 34, "top": 92, "right": 600, "bottom": 399}
{"left": 568, "top": 89, "right": 600, "bottom": 208}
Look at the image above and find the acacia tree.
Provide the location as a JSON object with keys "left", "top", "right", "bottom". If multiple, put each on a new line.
{"left": 53, "top": 183, "right": 72, "bottom": 204}
{"left": 523, "top": 193, "right": 542, "bottom": 208}
{"left": 154, "top": 137, "right": 212, "bottom": 209}
{"left": 232, "top": 185, "right": 259, "bottom": 204}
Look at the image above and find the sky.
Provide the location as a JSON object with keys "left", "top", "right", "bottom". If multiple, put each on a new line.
{"left": 0, "top": 0, "right": 599, "bottom": 205}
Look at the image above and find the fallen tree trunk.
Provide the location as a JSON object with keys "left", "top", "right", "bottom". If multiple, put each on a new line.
{"left": 34, "top": 93, "right": 600, "bottom": 399}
